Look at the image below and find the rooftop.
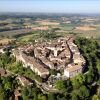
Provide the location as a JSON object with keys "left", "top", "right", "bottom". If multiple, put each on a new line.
{"left": 65, "top": 64, "right": 82, "bottom": 73}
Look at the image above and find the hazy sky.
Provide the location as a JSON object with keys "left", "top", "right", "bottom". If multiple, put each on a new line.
{"left": 0, "top": 0, "right": 100, "bottom": 13}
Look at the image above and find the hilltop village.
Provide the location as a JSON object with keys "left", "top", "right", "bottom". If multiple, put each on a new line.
{"left": 12, "top": 36, "right": 85, "bottom": 88}
{"left": 0, "top": 13, "right": 100, "bottom": 100}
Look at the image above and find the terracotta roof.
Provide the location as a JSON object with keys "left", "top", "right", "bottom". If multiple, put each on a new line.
{"left": 47, "top": 41, "right": 63, "bottom": 48}
{"left": 65, "top": 64, "right": 82, "bottom": 73}
{"left": 17, "top": 76, "right": 33, "bottom": 86}
{"left": 40, "top": 57, "right": 54, "bottom": 66}
{"left": 58, "top": 49, "right": 70, "bottom": 58}
{"left": 21, "top": 52, "right": 49, "bottom": 73}
{"left": 73, "top": 54, "right": 85, "bottom": 63}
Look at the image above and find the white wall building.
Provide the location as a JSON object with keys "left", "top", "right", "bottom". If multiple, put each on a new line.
{"left": 64, "top": 64, "right": 82, "bottom": 78}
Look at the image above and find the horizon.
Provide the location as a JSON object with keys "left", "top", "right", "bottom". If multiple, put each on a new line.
{"left": 0, "top": 0, "right": 100, "bottom": 13}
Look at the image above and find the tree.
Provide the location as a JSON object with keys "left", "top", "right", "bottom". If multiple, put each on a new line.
{"left": 78, "top": 85, "right": 90, "bottom": 99}
{"left": 0, "top": 76, "right": 18, "bottom": 100}
{"left": 21, "top": 87, "right": 30, "bottom": 100}
{"left": 64, "top": 79, "right": 72, "bottom": 92}
{"left": 92, "top": 95, "right": 99, "bottom": 100}
{"left": 0, "top": 88, "right": 5, "bottom": 100}
{"left": 56, "top": 93, "right": 67, "bottom": 100}
{"left": 76, "top": 37, "right": 100, "bottom": 80}
{"left": 38, "top": 94, "right": 47, "bottom": 100}
{"left": 97, "top": 87, "right": 100, "bottom": 99}
{"left": 71, "top": 90, "right": 79, "bottom": 100}
{"left": 48, "top": 93, "right": 55, "bottom": 100}
{"left": 85, "top": 68, "right": 94, "bottom": 84}
{"left": 55, "top": 80, "right": 66, "bottom": 91}
{"left": 71, "top": 76, "right": 81, "bottom": 89}
{"left": 96, "top": 60, "right": 100, "bottom": 75}
{"left": 76, "top": 74, "right": 85, "bottom": 85}
{"left": 49, "top": 69, "right": 58, "bottom": 75}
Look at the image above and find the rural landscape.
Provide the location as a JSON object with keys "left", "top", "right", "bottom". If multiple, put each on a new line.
{"left": 0, "top": 0, "right": 100, "bottom": 100}
{"left": 0, "top": 13, "right": 100, "bottom": 43}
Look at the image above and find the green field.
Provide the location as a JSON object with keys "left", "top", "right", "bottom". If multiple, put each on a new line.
{"left": 59, "top": 24, "right": 75, "bottom": 30}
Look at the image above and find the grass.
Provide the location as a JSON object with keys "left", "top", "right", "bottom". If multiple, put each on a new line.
{"left": 59, "top": 24, "right": 75, "bottom": 30}
{"left": 18, "top": 34, "right": 34, "bottom": 42}
{"left": 95, "top": 26, "right": 100, "bottom": 30}
{"left": 32, "top": 23, "right": 40, "bottom": 27}
{"left": 17, "top": 31, "right": 43, "bottom": 42}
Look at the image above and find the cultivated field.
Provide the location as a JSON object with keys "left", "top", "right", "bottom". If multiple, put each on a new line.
{"left": 0, "top": 15, "right": 100, "bottom": 44}
{"left": 36, "top": 21, "right": 60, "bottom": 25}
{"left": 75, "top": 26, "right": 96, "bottom": 31}
{"left": 0, "top": 29, "right": 33, "bottom": 38}
{"left": 0, "top": 38, "right": 14, "bottom": 45}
